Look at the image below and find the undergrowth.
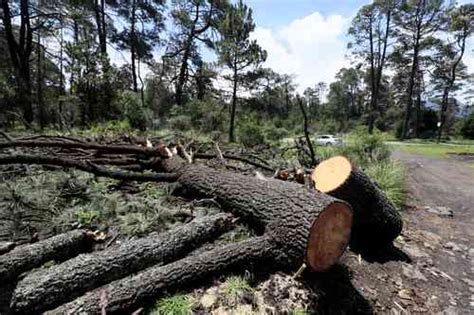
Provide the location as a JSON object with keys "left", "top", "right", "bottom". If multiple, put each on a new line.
{"left": 150, "top": 294, "right": 194, "bottom": 315}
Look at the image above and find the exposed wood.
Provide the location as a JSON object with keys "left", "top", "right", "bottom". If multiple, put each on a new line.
{"left": 160, "top": 156, "right": 353, "bottom": 272}
{"left": 0, "top": 230, "right": 93, "bottom": 283}
{"left": 312, "top": 156, "right": 403, "bottom": 251}
{"left": 9, "top": 214, "right": 235, "bottom": 314}
{"left": 46, "top": 237, "right": 275, "bottom": 314}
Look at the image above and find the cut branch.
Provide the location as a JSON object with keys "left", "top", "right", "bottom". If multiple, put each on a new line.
{"left": 0, "top": 154, "right": 178, "bottom": 182}
{"left": 46, "top": 237, "right": 274, "bottom": 315}
{"left": 0, "top": 230, "right": 93, "bottom": 283}
{"left": 10, "top": 214, "right": 235, "bottom": 314}
{"left": 0, "top": 140, "right": 165, "bottom": 157}
{"left": 194, "top": 153, "right": 275, "bottom": 172}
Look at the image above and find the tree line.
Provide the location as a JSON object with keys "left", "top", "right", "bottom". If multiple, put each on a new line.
{"left": 0, "top": 0, "right": 473, "bottom": 141}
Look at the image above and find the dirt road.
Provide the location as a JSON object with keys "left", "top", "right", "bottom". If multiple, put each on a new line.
{"left": 346, "top": 151, "right": 474, "bottom": 313}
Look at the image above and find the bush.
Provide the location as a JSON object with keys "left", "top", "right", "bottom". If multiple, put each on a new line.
{"left": 238, "top": 116, "right": 266, "bottom": 147}
{"left": 461, "top": 111, "right": 474, "bottom": 139}
{"left": 150, "top": 294, "right": 194, "bottom": 315}
{"left": 115, "top": 91, "right": 151, "bottom": 131}
{"left": 168, "top": 99, "right": 228, "bottom": 134}
{"left": 264, "top": 126, "right": 289, "bottom": 143}
{"left": 366, "top": 161, "right": 405, "bottom": 209}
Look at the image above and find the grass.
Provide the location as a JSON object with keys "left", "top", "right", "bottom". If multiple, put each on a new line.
{"left": 389, "top": 141, "right": 474, "bottom": 157}
{"left": 365, "top": 161, "right": 406, "bottom": 209}
{"left": 223, "top": 276, "right": 253, "bottom": 300}
{"left": 150, "top": 294, "right": 194, "bottom": 315}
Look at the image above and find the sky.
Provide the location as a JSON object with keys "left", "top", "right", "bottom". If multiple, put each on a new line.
{"left": 103, "top": 0, "right": 474, "bottom": 95}
{"left": 245, "top": 0, "right": 474, "bottom": 93}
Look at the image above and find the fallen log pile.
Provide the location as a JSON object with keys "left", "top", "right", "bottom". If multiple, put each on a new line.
{"left": 0, "top": 135, "right": 403, "bottom": 313}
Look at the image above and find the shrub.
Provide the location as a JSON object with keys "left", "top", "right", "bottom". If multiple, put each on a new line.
{"left": 150, "top": 294, "right": 194, "bottom": 315}
{"left": 366, "top": 160, "right": 405, "bottom": 209}
{"left": 168, "top": 99, "right": 227, "bottom": 134}
{"left": 238, "top": 114, "right": 266, "bottom": 147}
{"left": 223, "top": 276, "right": 253, "bottom": 302}
{"left": 115, "top": 91, "right": 151, "bottom": 131}
{"left": 461, "top": 111, "right": 474, "bottom": 139}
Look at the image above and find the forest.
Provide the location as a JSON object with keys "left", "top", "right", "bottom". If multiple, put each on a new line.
{"left": 0, "top": 0, "right": 472, "bottom": 141}
{"left": 0, "top": 0, "right": 474, "bottom": 314}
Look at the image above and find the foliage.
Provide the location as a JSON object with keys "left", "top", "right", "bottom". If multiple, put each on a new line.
{"left": 115, "top": 91, "right": 152, "bottom": 131}
{"left": 238, "top": 115, "right": 266, "bottom": 147}
{"left": 366, "top": 160, "right": 406, "bottom": 209}
{"left": 150, "top": 294, "right": 194, "bottom": 315}
{"left": 168, "top": 98, "right": 227, "bottom": 134}
{"left": 461, "top": 111, "right": 474, "bottom": 139}
{"left": 223, "top": 276, "right": 253, "bottom": 301}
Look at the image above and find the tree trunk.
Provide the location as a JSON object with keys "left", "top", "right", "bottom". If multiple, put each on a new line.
{"left": 229, "top": 68, "right": 238, "bottom": 142}
{"left": 9, "top": 214, "right": 234, "bottom": 314}
{"left": 401, "top": 34, "right": 420, "bottom": 140}
{"left": 160, "top": 157, "right": 353, "bottom": 271}
{"left": 0, "top": 230, "right": 93, "bottom": 283}
{"left": 37, "top": 30, "right": 45, "bottom": 130}
{"left": 312, "top": 156, "right": 403, "bottom": 252}
{"left": 130, "top": 1, "right": 138, "bottom": 93}
{"left": 437, "top": 88, "right": 450, "bottom": 143}
{"left": 47, "top": 237, "right": 274, "bottom": 315}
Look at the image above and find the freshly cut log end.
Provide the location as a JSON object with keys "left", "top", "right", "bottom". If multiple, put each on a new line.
{"left": 312, "top": 155, "right": 403, "bottom": 251}
{"left": 312, "top": 155, "right": 352, "bottom": 192}
{"left": 307, "top": 201, "right": 352, "bottom": 272}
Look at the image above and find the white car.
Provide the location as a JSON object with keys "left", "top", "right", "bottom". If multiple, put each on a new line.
{"left": 315, "top": 134, "right": 342, "bottom": 146}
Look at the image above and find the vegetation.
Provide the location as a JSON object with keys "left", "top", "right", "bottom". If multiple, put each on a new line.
{"left": 0, "top": 1, "right": 472, "bottom": 143}
{"left": 150, "top": 294, "right": 194, "bottom": 315}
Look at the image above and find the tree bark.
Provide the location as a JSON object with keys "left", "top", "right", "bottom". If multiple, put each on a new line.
{"left": 312, "top": 156, "right": 403, "bottom": 252}
{"left": 46, "top": 237, "right": 274, "bottom": 315}
{"left": 0, "top": 230, "right": 93, "bottom": 283}
{"left": 160, "top": 157, "right": 353, "bottom": 271}
{"left": 9, "top": 214, "right": 235, "bottom": 314}
{"left": 229, "top": 67, "right": 238, "bottom": 142}
{"left": 130, "top": 0, "right": 138, "bottom": 93}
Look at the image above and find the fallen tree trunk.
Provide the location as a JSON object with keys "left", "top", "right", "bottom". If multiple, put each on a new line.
{"left": 160, "top": 157, "right": 353, "bottom": 272}
{"left": 9, "top": 213, "right": 234, "bottom": 314}
{"left": 47, "top": 237, "right": 275, "bottom": 314}
{"left": 0, "top": 230, "right": 93, "bottom": 283}
{"left": 312, "top": 156, "right": 403, "bottom": 251}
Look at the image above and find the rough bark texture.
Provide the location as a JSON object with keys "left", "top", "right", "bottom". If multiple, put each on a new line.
{"left": 9, "top": 214, "right": 235, "bottom": 314}
{"left": 47, "top": 237, "right": 274, "bottom": 315}
{"left": 0, "top": 230, "right": 92, "bottom": 283}
{"left": 161, "top": 158, "right": 352, "bottom": 269}
{"left": 324, "top": 167, "right": 403, "bottom": 251}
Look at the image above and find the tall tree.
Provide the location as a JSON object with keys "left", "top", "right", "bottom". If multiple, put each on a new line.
{"left": 348, "top": 0, "right": 395, "bottom": 133}
{"left": 217, "top": 0, "right": 266, "bottom": 142}
{"left": 393, "top": 0, "right": 447, "bottom": 139}
{"left": 110, "top": 0, "right": 165, "bottom": 93}
{"left": 1, "top": 0, "right": 34, "bottom": 124}
{"left": 431, "top": 4, "right": 473, "bottom": 142}
{"left": 167, "top": 0, "right": 229, "bottom": 105}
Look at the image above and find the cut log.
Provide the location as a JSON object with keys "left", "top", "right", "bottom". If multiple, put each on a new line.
{"left": 46, "top": 237, "right": 275, "bottom": 314}
{"left": 0, "top": 242, "right": 15, "bottom": 255}
{"left": 9, "top": 213, "right": 235, "bottom": 314}
{"left": 160, "top": 157, "right": 353, "bottom": 272}
{"left": 0, "top": 230, "right": 93, "bottom": 283}
{"left": 311, "top": 156, "right": 403, "bottom": 251}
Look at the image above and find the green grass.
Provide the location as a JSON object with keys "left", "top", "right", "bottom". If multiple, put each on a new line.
{"left": 223, "top": 276, "right": 253, "bottom": 300}
{"left": 365, "top": 161, "right": 406, "bottom": 209}
{"left": 389, "top": 141, "right": 474, "bottom": 157}
{"left": 150, "top": 294, "right": 194, "bottom": 315}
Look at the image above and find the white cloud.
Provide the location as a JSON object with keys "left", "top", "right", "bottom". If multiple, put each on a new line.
{"left": 251, "top": 11, "right": 350, "bottom": 92}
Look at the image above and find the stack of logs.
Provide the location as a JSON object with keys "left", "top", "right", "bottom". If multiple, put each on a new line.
{"left": 0, "top": 135, "right": 402, "bottom": 314}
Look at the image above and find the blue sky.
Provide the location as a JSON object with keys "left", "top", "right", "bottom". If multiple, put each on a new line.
{"left": 245, "top": 0, "right": 474, "bottom": 95}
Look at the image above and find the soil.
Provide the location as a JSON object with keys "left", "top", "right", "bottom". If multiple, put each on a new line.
{"left": 339, "top": 151, "right": 474, "bottom": 314}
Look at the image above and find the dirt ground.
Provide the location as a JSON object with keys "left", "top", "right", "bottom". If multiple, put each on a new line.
{"left": 339, "top": 151, "right": 474, "bottom": 314}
